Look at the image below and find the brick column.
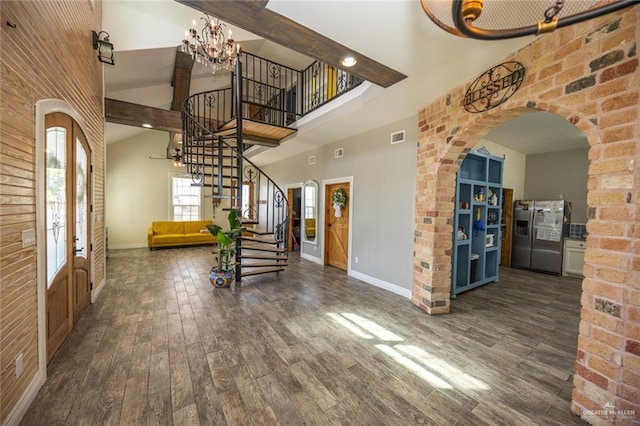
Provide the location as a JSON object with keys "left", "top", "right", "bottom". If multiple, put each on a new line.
{"left": 413, "top": 6, "right": 639, "bottom": 424}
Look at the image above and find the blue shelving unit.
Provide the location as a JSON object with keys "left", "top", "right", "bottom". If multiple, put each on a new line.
{"left": 452, "top": 149, "right": 503, "bottom": 297}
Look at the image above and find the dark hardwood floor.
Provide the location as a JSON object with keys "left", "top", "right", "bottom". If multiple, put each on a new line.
{"left": 22, "top": 246, "right": 587, "bottom": 425}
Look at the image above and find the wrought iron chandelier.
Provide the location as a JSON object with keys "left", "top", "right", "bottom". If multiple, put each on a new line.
{"left": 420, "top": 0, "right": 637, "bottom": 40}
{"left": 181, "top": 15, "right": 239, "bottom": 73}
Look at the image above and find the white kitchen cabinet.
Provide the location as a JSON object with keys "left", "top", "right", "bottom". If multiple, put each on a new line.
{"left": 563, "top": 238, "right": 586, "bottom": 277}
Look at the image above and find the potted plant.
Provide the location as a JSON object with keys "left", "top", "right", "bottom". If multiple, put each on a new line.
{"left": 332, "top": 188, "right": 347, "bottom": 217}
{"left": 205, "top": 210, "right": 246, "bottom": 288}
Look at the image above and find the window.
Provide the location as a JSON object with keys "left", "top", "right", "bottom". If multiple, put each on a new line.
{"left": 171, "top": 175, "right": 201, "bottom": 221}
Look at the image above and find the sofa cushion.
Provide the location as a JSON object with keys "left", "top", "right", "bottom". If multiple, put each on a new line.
{"left": 184, "top": 220, "right": 212, "bottom": 234}
{"left": 152, "top": 234, "right": 185, "bottom": 245}
{"left": 153, "top": 221, "right": 184, "bottom": 235}
{"left": 184, "top": 233, "right": 216, "bottom": 243}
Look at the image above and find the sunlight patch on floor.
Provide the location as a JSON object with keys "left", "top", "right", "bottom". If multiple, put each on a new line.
{"left": 326, "top": 313, "right": 374, "bottom": 339}
{"left": 328, "top": 312, "right": 490, "bottom": 391}
{"left": 375, "top": 344, "right": 453, "bottom": 389}
{"left": 395, "top": 344, "right": 489, "bottom": 390}
{"left": 340, "top": 313, "right": 404, "bottom": 342}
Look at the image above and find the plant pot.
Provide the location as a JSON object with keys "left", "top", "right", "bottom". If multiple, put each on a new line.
{"left": 209, "top": 268, "right": 234, "bottom": 288}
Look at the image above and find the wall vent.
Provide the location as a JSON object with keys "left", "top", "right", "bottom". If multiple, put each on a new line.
{"left": 308, "top": 155, "right": 316, "bottom": 165}
{"left": 334, "top": 147, "right": 344, "bottom": 158}
{"left": 390, "top": 130, "right": 405, "bottom": 144}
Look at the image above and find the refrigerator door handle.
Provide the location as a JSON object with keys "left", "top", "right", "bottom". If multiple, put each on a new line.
{"left": 530, "top": 212, "right": 535, "bottom": 242}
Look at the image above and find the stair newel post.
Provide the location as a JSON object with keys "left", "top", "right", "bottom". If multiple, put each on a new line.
{"left": 235, "top": 51, "right": 244, "bottom": 282}
{"left": 216, "top": 135, "right": 223, "bottom": 199}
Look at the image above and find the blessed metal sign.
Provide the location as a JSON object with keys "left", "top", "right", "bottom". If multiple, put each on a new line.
{"left": 463, "top": 61, "right": 525, "bottom": 113}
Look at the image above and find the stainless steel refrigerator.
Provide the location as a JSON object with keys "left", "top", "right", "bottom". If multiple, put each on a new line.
{"left": 511, "top": 200, "right": 571, "bottom": 274}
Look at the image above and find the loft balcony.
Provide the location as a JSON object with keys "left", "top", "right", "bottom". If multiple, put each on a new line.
{"left": 184, "top": 51, "right": 365, "bottom": 148}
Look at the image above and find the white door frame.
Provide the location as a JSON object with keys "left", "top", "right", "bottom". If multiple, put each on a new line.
{"left": 35, "top": 100, "right": 94, "bottom": 387}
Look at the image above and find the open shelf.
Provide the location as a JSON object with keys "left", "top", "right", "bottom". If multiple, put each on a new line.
{"left": 452, "top": 149, "right": 503, "bottom": 297}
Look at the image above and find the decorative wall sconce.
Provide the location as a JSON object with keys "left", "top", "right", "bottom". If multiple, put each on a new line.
{"left": 92, "top": 30, "right": 114, "bottom": 65}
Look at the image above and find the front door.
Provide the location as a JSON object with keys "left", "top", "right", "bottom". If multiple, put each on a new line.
{"left": 45, "top": 113, "right": 91, "bottom": 362}
{"left": 72, "top": 121, "right": 91, "bottom": 323}
{"left": 324, "top": 182, "right": 349, "bottom": 270}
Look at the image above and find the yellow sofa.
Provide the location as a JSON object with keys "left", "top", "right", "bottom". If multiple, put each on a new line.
{"left": 305, "top": 218, "right": 316, "bottom": 239}
{"left": 148, "top": 220, "right": 217, "bottom": 249}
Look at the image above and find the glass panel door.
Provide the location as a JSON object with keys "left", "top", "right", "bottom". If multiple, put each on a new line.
{"left": 75, "top": 137, "right": 88, "bottom": 258}
{"left": 46, "top": 126, "right": 67, "bottom": 287}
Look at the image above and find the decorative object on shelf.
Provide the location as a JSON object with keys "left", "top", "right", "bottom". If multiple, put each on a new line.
{"left": 181, "top": 15, "right": 239, "bottom": 74}
{"left": 457, "top": 227, "right": 467, "bottom": 240}
{"left": 92, "top": 30, "right": 114, "bottom": 65}
{"left": 487, "top": 210, "right": 499, "bottom": 225}
{"left": 473, "top": 207, "right": 485, "bottom": 234}
{"left": 206, "top": 211, "right": 246, "bottom": 288}
{"left": 485, "top": 234, "right": 495, "bottom": 247}
{"left": 332, "top": 188, "right": 347, "bottom": 218}
{"left": 420, "top": 0, "right": 635, "bottom": 40}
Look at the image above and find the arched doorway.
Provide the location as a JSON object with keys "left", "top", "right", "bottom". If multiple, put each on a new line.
{"left": 44, "top": 112, "right": 92, "bottom": 362}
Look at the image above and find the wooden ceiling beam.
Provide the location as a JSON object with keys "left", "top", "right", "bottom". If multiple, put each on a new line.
{"left": 105, "top": 98, "right": 182, "bottom": 133}
{"left": 171, "top": 47, "right": 195, "bottom": 111}
{"left": 174, "top": 0, "right": 406, "bottom": 88}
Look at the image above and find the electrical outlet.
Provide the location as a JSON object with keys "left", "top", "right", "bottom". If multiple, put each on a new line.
{"left": 355, "top": 256, "right": 359, "bottom": 263}
{"left": 15, "top": 354, "right": 24, "bottom": 378}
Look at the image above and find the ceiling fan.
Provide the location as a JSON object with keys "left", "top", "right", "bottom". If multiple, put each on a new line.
{"left": 149, "top": 148, "right": 184, "bottom": 167}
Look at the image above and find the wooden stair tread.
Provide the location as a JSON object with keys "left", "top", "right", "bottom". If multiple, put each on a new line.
{"left": 239, "top": 236, "right": 281, "bottom": 244}
{"left": 240, "top": 267, "right": 285, "bottom": 277}
{"left": 240, "top": 244, "right": 287, "bottom": 253}
{"left": 240, "top": 262, "right": 288, "bottom": 268}
{"left": 243, "top": 228, "right": 273, "bottom": 236}
{"left": 237, "top": 254, "right": 287, "bottom": 260}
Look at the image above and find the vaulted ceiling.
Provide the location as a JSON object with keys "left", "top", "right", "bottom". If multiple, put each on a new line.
{"left": 104, "top": 1, "right": 588, "bottom": 165}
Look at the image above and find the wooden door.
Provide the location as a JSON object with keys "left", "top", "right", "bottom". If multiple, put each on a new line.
{"left": 324, "top": 182, "right": 349, "bottom": 270}
{"left": 45, "top": 113, "right": 73, "bottom": 362}
{"left": 72, "top": 121, "right": 91, "bottom": 322}
{"left": 45, "top": 114, "right": 92, "bottom": 362}
{"left": 287, "top": 188, "right": 301, "bottom": 251}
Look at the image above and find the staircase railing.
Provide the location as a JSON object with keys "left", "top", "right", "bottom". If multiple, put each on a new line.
{"left": 180, "top": 51, "right": 366, "bottom": 281}
{"left": 182, "top": 88, "right": 289, "bottom": 281}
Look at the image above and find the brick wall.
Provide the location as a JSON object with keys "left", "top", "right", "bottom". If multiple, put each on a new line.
{"left": 414, "top": 6, "right": 639, "bottom": 424}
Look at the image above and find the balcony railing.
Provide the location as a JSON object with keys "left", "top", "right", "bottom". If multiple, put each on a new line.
{"left": 234, "top": 52, "right": 365, "bottom": 126}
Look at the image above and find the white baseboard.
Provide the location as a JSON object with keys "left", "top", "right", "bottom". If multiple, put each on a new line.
{"left": 109, "top": 243, "right": 147, "bottom": 250}
{"left": 348, "top": 269, "right": 412, "bottom": 299}
{"left": 91, "top": 277, "right": 105, "bottom": 303}
{"left": 2, "top": 370, "right": 45, "bottom": 426}
{"left": 300, "top": 252, "right": 323, "bottom": 265}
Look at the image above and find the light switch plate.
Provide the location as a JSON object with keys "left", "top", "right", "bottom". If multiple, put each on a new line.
{"left": 22, "top": 229, "right": 36, "bottom": 248}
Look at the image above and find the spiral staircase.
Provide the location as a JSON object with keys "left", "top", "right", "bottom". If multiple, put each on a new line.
{"left": 180, "top": 51, "right": 363, "bottom": 281}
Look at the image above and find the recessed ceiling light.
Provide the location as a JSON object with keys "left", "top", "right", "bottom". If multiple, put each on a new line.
{"left": 341, "top": 56, "right": 357, "bottom": 67}
{"left": 142, "top": 123, "right": 153, "bottom": 128}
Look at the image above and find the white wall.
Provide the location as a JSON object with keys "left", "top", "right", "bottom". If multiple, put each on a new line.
{"left": 525, "top": 148, "right": 589, "bottom": 223}
{"left": 473, "top": 139, "right": 526, "bottom": 201}
{"left": 106, "top": 130, "right": 220, "bottom": 249}
{"left": 262, "top": 116, "right": 417, "bottom": 296}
